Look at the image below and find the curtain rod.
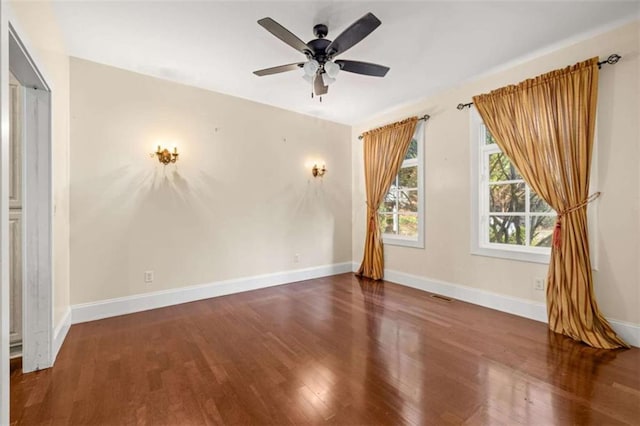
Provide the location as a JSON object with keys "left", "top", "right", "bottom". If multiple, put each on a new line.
{"left": 456, "top": 53, "right": 622, "bottom": 110}
{"left": 357, "top": 114, "right": 430, "bottom": 140}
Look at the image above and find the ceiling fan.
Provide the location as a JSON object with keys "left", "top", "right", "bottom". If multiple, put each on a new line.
{"left": 253, "top": 12, "right": 389, "bottom": 98}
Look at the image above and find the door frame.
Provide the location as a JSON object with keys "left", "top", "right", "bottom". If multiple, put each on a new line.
{"left": 10, "top": 24, "right": 53, "bottom": 372}
{"left": 1, "top": 9, "right": 54, "bottom": 424}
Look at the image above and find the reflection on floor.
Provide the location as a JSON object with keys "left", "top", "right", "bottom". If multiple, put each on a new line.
{"left": 10, "top": 273, "right": 640, "bottom": 425}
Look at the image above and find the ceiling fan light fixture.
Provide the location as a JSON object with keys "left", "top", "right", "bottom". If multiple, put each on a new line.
{"left": 303, "top": 59, "right": 319, "bottom": 76}
{"left": 254, "top": 13, "right": 389, "bottom": 97}
{"left": 322, "top": 73, "right": 336, "bottom": 86}
{"left": 324, "top": 60, "right": 340, "bottom": 78}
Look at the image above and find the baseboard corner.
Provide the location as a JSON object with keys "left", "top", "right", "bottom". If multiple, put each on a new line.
{"left": 52, "top": 307, "right": 72, "bottom": 364}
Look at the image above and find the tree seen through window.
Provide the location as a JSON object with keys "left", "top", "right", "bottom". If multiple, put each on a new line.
{"left": 483, "top": 127, "right": 554, "bottom": 248}
{"left": 379, "top": 129, "right": 421, "bottom": 239}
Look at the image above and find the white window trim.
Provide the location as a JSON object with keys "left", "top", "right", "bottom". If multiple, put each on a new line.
{"left": 382, "top": 120, "right": 425, "bottom": 249}
{"left": 470, "top": 107, "right": 599, "bottom": 267}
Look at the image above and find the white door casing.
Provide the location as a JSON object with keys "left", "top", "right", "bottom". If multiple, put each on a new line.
{"left": 1, "top": 21, "right": 55, "bottom": 422}
{"left": 21, "top": 86, "right": 52, "bottom": 373}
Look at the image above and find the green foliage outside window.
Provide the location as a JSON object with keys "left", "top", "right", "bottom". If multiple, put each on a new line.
{"left": 378, "top": 136, "right": 419, "bottom": 238}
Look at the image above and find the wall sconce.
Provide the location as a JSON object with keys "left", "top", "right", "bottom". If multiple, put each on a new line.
{"left": 312, "top": 164, "right": 326, "bottom": 178}
{"left": 151, "top": 145, "right": 179, "bottom": 165}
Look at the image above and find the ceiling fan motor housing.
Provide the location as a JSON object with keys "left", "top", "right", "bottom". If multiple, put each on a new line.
{"left": 313, "top": 24, "right": 328, "bottom": 38}
{"left": 307, "top": 37, "right": 331, "bottom": 64}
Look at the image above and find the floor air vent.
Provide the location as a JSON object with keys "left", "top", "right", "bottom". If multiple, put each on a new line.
{"left": 430, "top": 294, "right": 453, "bottom": 303}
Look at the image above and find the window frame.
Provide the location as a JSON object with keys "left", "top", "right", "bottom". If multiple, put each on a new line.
{"left": 380, "top": 120, "right": 425, "bottom": 249}
{"left": 480, "top": 140, "right": 556, "bottom": 253}
{"left": 470, "top": 108, "right": 552, "bottom": 264}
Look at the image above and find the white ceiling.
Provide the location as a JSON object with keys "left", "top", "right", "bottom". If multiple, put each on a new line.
{"left": 52, "top": 1, "right": 639, "bottom": 125}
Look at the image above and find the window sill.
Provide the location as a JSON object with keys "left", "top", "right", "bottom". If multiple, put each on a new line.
{"left": 383, "top": 235, "right": 424, "bottom": 249}
{"left": 471, "top": 246, "right": 550, "bottom": 264}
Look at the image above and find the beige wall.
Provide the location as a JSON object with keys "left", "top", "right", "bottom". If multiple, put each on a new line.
{"left": 8, "top": 4, "right": 637, "bottom": 330}
{"left": 7, "top": 1, "right": 71, "bottom": 327}
{"left": 352, "top": 21, "right": 640, "bottom": 325}
{"left": 70, "top": 58, "right": 351, "bottom": 304}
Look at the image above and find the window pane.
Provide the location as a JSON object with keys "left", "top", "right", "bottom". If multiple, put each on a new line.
{"left": 398, "top": 189, "right": 418, "bottom": 213}
{"left": 380, "top": 121, "right": 422, "bottom": 243}
{"left": 379, "top": 200, "right": 396, "bottom": 213}
{"left": 488, "top": 215, "right": 526, "bottom": 245}
{"left": 488, "top": 152, "right": 522, "bottom": 182}
{"left": 530, "top": 216, "right": 555, "bottom": 247}
{"left": 399, "top": 165, "right": 418, "bottom": 188}
{"left": 379, "top": 214, "right": 397, "bottom": 235}
{"left": 404, "top": 138, "right": 417, "bottom": 160}
{"left": 530, "top": 191, "right": 553, "bottom": 213}
{"left": 380, "top": 190, "right": 398, "bottom": 213}
{"left": 489, "top": 183, "right": 525, "bottom": 213}
{"left": 399, "top": 215, "right": 418, "bottom": 237}
{"left": 483, "top": 125, "right": 497, "bottom": 145}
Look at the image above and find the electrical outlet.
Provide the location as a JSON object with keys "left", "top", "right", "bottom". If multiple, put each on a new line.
{"left": 533, "top": 277, "right": 545, "bottom": 291}
{"left": 144, "top": 270, "right": 154, "bottom": 283}
{"left": 294, "top": 253, "right": 300, "bottom": 263}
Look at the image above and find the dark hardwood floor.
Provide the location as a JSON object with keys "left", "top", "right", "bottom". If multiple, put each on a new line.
{"left": 10, "top": 273, "right": 640, "bottom": 425}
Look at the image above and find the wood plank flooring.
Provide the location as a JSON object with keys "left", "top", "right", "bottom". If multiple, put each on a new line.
{"left": 10, "top": 273, "right": 640, "bottom": 425}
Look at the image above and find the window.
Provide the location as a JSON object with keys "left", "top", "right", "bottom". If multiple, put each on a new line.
{"left": 378, "top": 121, "right": 424, "bottom": 248}
{"left": 471, "top": 109, "right": 554, "bottom": 263}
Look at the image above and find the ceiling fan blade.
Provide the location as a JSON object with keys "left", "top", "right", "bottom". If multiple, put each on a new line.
{"left": 335, "top": 60, "right": 389, "bottom": 77}
{"left": 325, "top": 13, "right": 381, "bottom": 57}
{"left": 258, "top": 18, "right": 311, "bottom": 55}
{"left": 314, "top": 75, "right": 328, "bottom": 95}
{"left": 253, "top": 62, "right": 304, "bottom": 76}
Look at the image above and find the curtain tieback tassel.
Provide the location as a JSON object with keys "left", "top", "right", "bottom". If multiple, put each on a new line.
{"left": 552, "top": 192, "right": 601, "bottom": 248}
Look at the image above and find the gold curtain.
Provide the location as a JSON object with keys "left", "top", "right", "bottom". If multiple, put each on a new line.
{"left": 473, "top": 58, "right": 628, "bottom": 349}
{"left": 357, "top": 117, "right": 418, "bottom": 280}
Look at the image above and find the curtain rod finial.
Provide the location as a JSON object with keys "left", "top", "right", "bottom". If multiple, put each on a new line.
{"left": 598, "top": 53, "right": 621, "bottom": 69}
{"left": 607, "top": 54, "right": 621, "bottom": 65}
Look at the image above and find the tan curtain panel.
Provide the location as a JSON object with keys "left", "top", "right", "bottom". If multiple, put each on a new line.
{"left": 357, "top": 117, "right": 418, "bottom": 280}
{"left": 473, "top": 57, "right": 628, "bottom": 349}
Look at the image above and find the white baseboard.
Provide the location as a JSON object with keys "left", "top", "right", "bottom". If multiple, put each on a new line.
{"left": 383, "top": 267, "right": 548, "bottom": 322}
{"left": 52, "top": 307, "right": 71, "bottom": 363}
{"left": 608, "top": 319, "right": 640, "bottom": 348}
{"left": 69, "top": 260, "right": 638, "bottom": 348}
{"left": 351, "top": 263, "right": 640, "bottom": 348}
{"left": 71, "top": 262, "right": 353, "bottom": 324}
